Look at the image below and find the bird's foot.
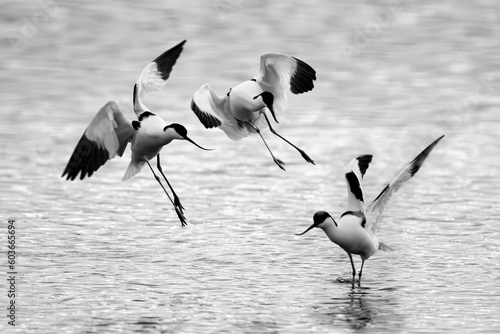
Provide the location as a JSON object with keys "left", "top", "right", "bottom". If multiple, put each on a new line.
{"left": 299, "top": 149, "right": 315, "bottom": 165}
{"left": 274, "top": 158, "right": 286, "bottom": 171}
{"left": 175, "top": 207, "right": 187, "bottom": 227}
{"left": 335, "top": 276, "right": 361, "bottom": 286}
{"left": 174, "top": 195, "right": 185, "bottom": 213}
{"left": 336, "top": 277, "right": 347, "bottom": 283}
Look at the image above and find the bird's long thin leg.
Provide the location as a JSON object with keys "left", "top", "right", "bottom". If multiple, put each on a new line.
{"left": 146, "top": 161, "right": 187, "bottom": 227}
{"left": 347, "top": 253, "right": 357, "bottom": 285}
{"left": 359, "top": 259, "right": 365, "bottom": 285}
{"left": 245, "top": 121, "right": 286, "bottom": 171}
{"left": 261, "top": 111, "right": 315, "bottom": 165}
{"left": 156, "top": 154, "right": 184, "bottom": 213}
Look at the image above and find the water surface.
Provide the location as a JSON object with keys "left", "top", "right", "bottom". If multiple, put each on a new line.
{"left": 1, "top": 0, "right": 500, "bottom": 333}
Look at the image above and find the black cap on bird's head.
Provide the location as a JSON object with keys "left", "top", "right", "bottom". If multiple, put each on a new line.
{"left": 253, "top": 91, "right": 278, "bottom": 123}
{"left": 166, "top": 123, "right": 187, "bottom": 136}
{"left": 295, "top": 211, "right": 336, "bottom": 236}
{"left": 164, "top": 123, "right": 213, "bottom": 151}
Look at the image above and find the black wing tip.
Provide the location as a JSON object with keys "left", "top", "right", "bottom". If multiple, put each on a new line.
{"left": 153, "top": 40, "right": 187, "bottom": 80}
{"left": 356, "top": 154, "right": 373, "bottom": 160}
{"left": 356, "top": 154, "right": 373, "bottom": 178}
{"left": 290, "top": 57, "right": 317, "bottom": 94}
{"left": 409, "top": 135, "right": 445, "bottom": 176}
{"left": 62, "top": 134, "right": 109, "bottom": 181}
{"left": 370, "top": 135, "right": 444, "bottom": 203}
{"left": 169, "top": 40, "right": 187, "bottom": 55}
{"left": 61, "top": 170, "right": 73, "bottom": 181}
{"left": 190, "top": 99, "right": 222, "bottom": 129}
{"left": 426, "top": 135, "right": 445, "bottom": 150}
{"left": 293, "top": 57, "right": 316, "bottom": 74}
{"left": 61, "top": 170, "right": 81, "bottom": 181}
{"left": 154, "top": 40, "right": 186, "bottom": 60}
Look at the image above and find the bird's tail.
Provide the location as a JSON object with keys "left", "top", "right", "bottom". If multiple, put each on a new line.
{"left": 379, "top": 241, "right": 394, "bottom": 251}
{"left": 122, "top": 160, "right": 146, "bottom": 181}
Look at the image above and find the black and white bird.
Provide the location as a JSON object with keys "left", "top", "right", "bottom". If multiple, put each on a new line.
{"left": 190, "top": 53, "right": 316, "bottom": 170}
{"left": 296, "top": 135, "right": 445, "bottom": 284}
{"left": 62, "top": 40, "right": 211, "bottom": 227}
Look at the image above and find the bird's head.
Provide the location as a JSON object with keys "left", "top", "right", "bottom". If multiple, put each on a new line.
{"left": 163, "top": 123, "right": 213, "bottom": 151}
{"left": 253, "top": 91, "right": 278, "bottom": 123}
{"left": 295, "top": 211, "right": 337, "bottom": 236}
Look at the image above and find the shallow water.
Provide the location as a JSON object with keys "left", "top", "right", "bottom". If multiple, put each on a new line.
{"left": 1, "top": 0, "right": 500, "bottom": 333}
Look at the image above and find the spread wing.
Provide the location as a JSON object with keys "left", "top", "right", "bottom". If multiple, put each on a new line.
{"left": 133, "top": 40, "right": 186, "bottom": 114}
{"left": 344, "top": 154, "right": 373, "bottom": 213}
{"left": 191, "top": 83, "right": 256, "bottom": 140}
{"left": 366, "top": 135, "right": 445, "bottom": 233}
{"left": 254, "top": 53, "right": 316, "bottom": 121}
{"left": 62, "top": 101, "right": 135, "bottom": 180}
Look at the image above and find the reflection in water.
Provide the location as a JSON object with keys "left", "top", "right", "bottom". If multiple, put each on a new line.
{"left": 318, "top": 284, "right": 401, "bottom": 331}
{"left": 132, "top": 316, "right": 163, "bottom": 332}
{"left": 344, "top": 289, "right": 373, "bottom": 331}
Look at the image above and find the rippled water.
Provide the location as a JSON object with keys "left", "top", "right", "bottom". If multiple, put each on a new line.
{"left": 1, "top": 0, "right": 500, "bottom": 333}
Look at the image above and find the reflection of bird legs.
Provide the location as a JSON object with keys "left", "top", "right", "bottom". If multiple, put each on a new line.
{"left": 260, "top": 111, "right": 315, "bottom": 164}
{"left": 347, "top": 290, "right": 372, "bottom": 330}
{"left": 244, "top": 120, "right": 286, "bottom": 171}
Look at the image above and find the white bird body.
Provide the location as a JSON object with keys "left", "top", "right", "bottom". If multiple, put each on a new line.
{"left": 297, "top": 135, "right": 445, "bottom": 284}
{"left": 191, "top": 53, "right": 317, "bottom": 170}
{"left": 129, "top": 116, "right": 171, "bottom": 161}
{"left": 62, "top": 40, "right": 211, "bottom": 227}
{"left": 228, "top": 80, "right": 267, "bottom": 122}
{"left": 323, "top": 215, "right": 378, "bottom": 260}
{"left": 123, "top": 116, "right": 167, "bottom": 179}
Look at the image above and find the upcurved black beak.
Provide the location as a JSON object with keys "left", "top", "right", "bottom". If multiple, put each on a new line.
{"left": 295, "top": 223, "right": 315, "bottom": 236}
{"left": 184, "top": 136, "right": 213, "bottom": 151}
